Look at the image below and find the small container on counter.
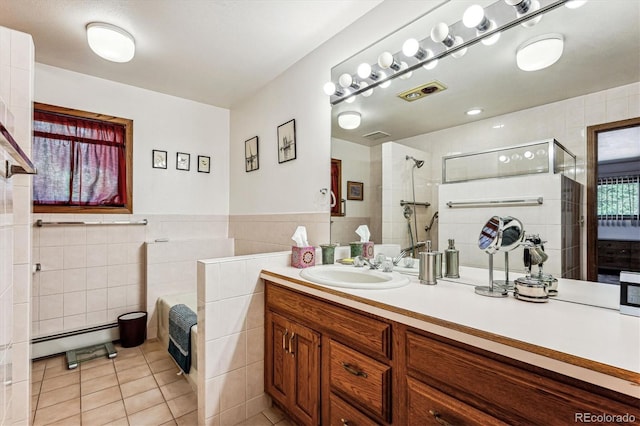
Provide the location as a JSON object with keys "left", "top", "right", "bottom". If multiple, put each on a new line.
{"left": 291, "top": 246, "right": 316, "bottom": 268}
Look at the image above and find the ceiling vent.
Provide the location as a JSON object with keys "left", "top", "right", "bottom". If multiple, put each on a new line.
{"left": 397, "top": 81, "right": 447, "bottom": 102}
{"left": 362, "top": 130, "right": 390, "bottom": 140}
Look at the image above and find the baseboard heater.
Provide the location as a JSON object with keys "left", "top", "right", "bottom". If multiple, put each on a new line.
{"left": 31, "top": 323, "right": 120, "bottom": 360}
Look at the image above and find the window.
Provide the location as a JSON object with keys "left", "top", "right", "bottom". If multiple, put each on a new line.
{"left": 33, "top": 103, "right": 133, "bottom": 213}
{"left": 597, "top": 175, "right": 639, "bottom": 221}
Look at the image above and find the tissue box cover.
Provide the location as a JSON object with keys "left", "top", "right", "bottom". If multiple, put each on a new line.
{"left": 291, "top": 246, "right": 315, "bottom": 268}
{"left": 362, "top": 241, "right": 374, "bottom": 259}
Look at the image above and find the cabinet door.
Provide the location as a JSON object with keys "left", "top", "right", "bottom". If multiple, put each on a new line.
{"left": 266, "top": 311, "right": 291, "bottom": 406}
{"left": 265, "top": 310, "right": 321, "bottom": 426}
{"left": 289, "top": 321, "right": 321, "bottom": 426}
{"left": 407, "top": 377, "right": 507, "bottom": 426}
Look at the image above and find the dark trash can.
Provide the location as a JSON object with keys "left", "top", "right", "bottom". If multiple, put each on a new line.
{"left": 118, "top": 311, "right": 147, "bottom": 348}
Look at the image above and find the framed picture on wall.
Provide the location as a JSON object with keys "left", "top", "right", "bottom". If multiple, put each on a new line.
{"left": 245, "top": 136, "right": 259, "bottom": 172}
{"left": 152, "top": 150, "right": 167, "bottom": 169}
{"left": 198, "top": 155, "right": 211, "bottom": 173}
{"left": 277, "top": 119, "right": 296, "bottom": 163}
{"left": 347, "top": 181, "right": 363, "bottom": 201}
{"left": 176, "top": 152, "right": 190, "bottom": 171}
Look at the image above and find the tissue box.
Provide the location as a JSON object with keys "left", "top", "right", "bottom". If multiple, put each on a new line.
{"left": 362, "top": 241, "right": 374, "bottom": 259}
{"left": 291, "top": 246, "right": 316, "bottom": 268}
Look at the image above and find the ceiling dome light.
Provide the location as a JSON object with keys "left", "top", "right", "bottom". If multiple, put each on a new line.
{"left": 86, "top": 22, "right": 135, "bottom": 63}
{"left": 338, "top": 111, "right": 361, "bottom": 130}
{"left": 516, "top": 34, "right": 564, "bottom": 71}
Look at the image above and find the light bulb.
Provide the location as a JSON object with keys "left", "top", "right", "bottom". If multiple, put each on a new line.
{"left": 520, "top": 0, "right": 542, "bottom": 27}
{"left": 378, "top": 52, "right": 394, "bottom": 69}
{"left": 357, "top": 63, "right": 372, "bottom": 79}
{"left": 360, "top": 82, "right": 373, "bottom": 97}
{"left": 463, "top": 5, "right": 487, "bottom": 29}
{"left": 480, "top": 21, "right": 501, "bottom": 46}
{"left": 422, "top": 49, "right": 438, "bottom": 70}
{"left": 498, "top": 155, "right": 510, "bottom": 163}
{"left": 345, "top": 95, "right": 356, "bottom": 104}
{"left": 323, "top": 82, "right": 336, "bottom": 96}
{"left": 338, "top": 73, "right": 353, "bottom": 88}
{"left": 451, "top": 36, "right": 467, "bottom": 58}
{"left": 402, "top": 38, "right": 420, "bottom": 57}
{"left": 378, "top": 71, "right": 391, "bottom": 88}
{"left": 431, "top": 23, "right": 450, "bottom": 44}
{"left": 399, "top": 61, "right": 412, "bottom": 80}
{"left": 524, "top": 151, "right": 535, "bottom": 159}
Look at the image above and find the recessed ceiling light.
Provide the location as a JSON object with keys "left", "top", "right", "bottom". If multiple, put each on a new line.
{"left": 466, "top": 108, "right": 483, "bottom": 116}
{"left": 86, "top": 22, "right": 135, "bottom": 63}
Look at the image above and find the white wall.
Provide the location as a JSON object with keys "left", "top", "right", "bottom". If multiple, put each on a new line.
{"left": 35, "top": 63, "right": 230, "bottom": 215}
{"left": 228, "top": 1, "right": 448, "bottom": 217}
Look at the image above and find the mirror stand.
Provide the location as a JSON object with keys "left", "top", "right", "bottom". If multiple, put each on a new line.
{"left": 493, "top": 252, "right": 514, "bottom": 291}
{"left": 475, "top": 252, "right": 508, "bottom": 298}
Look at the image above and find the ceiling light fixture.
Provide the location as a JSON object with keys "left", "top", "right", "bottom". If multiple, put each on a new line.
{"left": 516, "top": 34, "right": 564, "bottom": 71}
{"left": 338, "top": 111, "right": 361, "bottom": 130}
{"left": 86, "top": 22, "right": 135, "bottom": 63}
{"left": 466, "top": 108, "right": 483, "bottom": 115}
{"left": 324, "top": 0, "right": 572, "bottom": 106}
{"left": 565, "top": 0, "right": 587, "bottom": 9}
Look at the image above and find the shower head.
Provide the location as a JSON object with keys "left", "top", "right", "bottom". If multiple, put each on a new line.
{"left": 406, "top": 155, "right": 425, "bottom": 168}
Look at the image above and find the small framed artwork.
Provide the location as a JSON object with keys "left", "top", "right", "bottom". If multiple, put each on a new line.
{"left": 347, "top": 181, "right": 364, "bottom": 201}
{"left": 277, "top": 119, "right": 296, "bottom": 164}
{"left": 152, "top": 150, "right": 167, "bottom": 169}
{"left": 176, "top": 152, "right": 190, "bottom": 171}
{"left": 198, "top": 155, "right": 211, "bottom": 173}
{"left": 245, "top": 136, "right": 259, "bottom": 172}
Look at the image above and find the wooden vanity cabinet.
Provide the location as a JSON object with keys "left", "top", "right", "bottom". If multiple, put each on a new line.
{"left": 265, "top": 281, "right": 393, "bottom": 426}
{"left": 265, "top": 278, "right": 640, "bottom": 425}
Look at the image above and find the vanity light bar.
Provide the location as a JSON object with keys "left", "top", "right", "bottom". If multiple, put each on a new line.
{"left": 327, "top": 0, "right": 569, "bottom": 105}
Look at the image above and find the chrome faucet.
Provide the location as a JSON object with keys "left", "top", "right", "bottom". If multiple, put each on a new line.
{"left": 357, "top": 254, "right": 387, "bottom": 270}
{"left": 393, "top": 241, "right": 426, "bottom": 265}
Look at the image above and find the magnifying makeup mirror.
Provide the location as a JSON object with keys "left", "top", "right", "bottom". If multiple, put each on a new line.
{"left": 475, "top": 216, "right": 525, "bottom": 297}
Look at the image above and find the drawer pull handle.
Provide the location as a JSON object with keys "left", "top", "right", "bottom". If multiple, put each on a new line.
{"left": 340, "top": 418, "right": 349, "bottom": 426}
{"left": 282, "top": 330, "right": 288, "bottom": 353}
{"left": 341, "top": 362, "right": 368, "bottom": 378}
{"left": 429, "top": 410, "right": 453, "bottom": 426}
{"left": 289, "top": 332, "right": 296, "bottom": 355}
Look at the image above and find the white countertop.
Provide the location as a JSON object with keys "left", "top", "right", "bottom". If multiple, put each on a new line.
{"left": 261, "top": 264, "right": 640, "bottom": 398}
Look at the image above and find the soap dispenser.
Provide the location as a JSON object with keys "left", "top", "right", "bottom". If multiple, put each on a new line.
{"left": 445, "top": 239, "right": 460, "bottom": 278}
{"left": 418, "top": 241, "right": 438, "bottom": 285}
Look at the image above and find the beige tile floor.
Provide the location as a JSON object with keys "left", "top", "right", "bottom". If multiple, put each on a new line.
{"left": 31, "top": 339, "right": 293, "bottom": 426}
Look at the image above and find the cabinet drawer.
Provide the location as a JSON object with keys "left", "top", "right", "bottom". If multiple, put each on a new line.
{"left": 266, "top": 282, "right": 391, "bottom": 358}
{"left": 329, "top": 340, "right": 391, "bottom": 422}
{"left": 406, "top": 331, "right": 639, "bottom": 424}
{"left": 407, "top": 377, "right": 507, "bottom": 426}
{"left": 329, "top": 393, "right": 379, "bottom": 426}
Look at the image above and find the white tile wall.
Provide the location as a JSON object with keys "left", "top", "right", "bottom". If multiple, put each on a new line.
{"left": 197, "top": 251, "right": 291, "bottom": 426}
{"left": 1, "top": 24, "right": 34, "bottom": 425}
{"left": 31, "top": 214, "right": 230, "bottom": 339}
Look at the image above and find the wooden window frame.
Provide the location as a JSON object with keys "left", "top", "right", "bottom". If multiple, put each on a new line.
{"left": 33, "top": 102, "right": 133, "bottom": 214}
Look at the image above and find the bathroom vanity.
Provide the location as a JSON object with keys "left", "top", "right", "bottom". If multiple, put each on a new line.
{"left": 261, "top": 266, "right": 640, "bottom": 426}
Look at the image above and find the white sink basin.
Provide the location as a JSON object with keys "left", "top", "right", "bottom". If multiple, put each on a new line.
{"left": 299, "top": 265, "right": 410, "bottom": 289}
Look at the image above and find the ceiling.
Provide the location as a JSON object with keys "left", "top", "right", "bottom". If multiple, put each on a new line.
{"left": 330, "top": 0, "right": 640, "bottom": 146}
{"left": 0, "top": 0, "right": 383, "bottom": 108}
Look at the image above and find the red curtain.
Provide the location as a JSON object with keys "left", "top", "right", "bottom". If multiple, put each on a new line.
{"left": 33, "top": 110, "right": 126, "bottom": 206}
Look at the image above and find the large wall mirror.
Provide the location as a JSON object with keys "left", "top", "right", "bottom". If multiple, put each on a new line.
{"left": 329, "top": 0, "right": 639, "bottom": 288}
